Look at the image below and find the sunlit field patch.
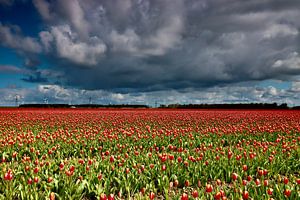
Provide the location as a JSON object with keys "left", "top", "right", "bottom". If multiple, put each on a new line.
{"left": 0, "top": 108, "right": 299, "bottom": 199}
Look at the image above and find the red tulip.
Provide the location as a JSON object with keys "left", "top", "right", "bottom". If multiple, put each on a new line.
{"left": 242, "top": 165, "right": 248, "bottom": 171}
{"left": 140, "top": 187, "right": 146, "bottom": 195}
{"left": 192, "top": 190, "right": 198, "bottom": 198}
{"left": 50, "top": 192, "right": 55, "bottom": 200}
{"left": 174, "top": 180, "right": 179, "bottom": 187}
{"left": 269, "top": 156, "right": 273, "bottom": 162}
{"left": 28, "top": 178, "right": 33, "bottom": 185}
{"left": 255, "top": 178, "right": 261, "bottom": 186}
{"left": 34, "top": 167, "right": 39, "bottom": 174}
{"left": 98, "top": 173, "right": 102, "bottom": 180}
{"left": 219, "top": 190, "right": 225, "bottom": 197}
{"left": 65, "top": 170, "right": 73, "bottom": 176}
{"left": 177, "top": 156, "right": 182, "bottom": 163}
{"left": 284, "top": 189, "right": 291, "bottom": 197}
{"left": 69, "top": 165, "right": 75, "bottom": 172}
{"left": 161, "top": 156, "right": 167, "bottom": 162}
{"left": 25, "top": 165, "right": 30, "bottom": 171}
{"left": 149, "top": 192, "right": 155, "bottom": 200}
{"left": 12, "top": 152, "right": 17, "bottom": 158}
{"left": 263, "top": 180, "right": 269, "bottom": 186}
{"left": 110, "top": 155, "right": 115, "bottom": 163}
{"left": 242, "top": 191, "right": 249, "bottom": 199}
{"left": 108, "top": 194, "right": 114, "bottom": 200}
{"left": 197, "top": 180, "right": 202, "bottom": 187}
{"left": 180, "top": 193, "right": 188, "bottom": 200}
{"left": 99, "top": 193, "right": 107, "bottom": 200}
{"left": 34, "top": 177, "right": 39, "bottom": 183}
{"left": 206, "top": 184, "right": 213, "bottom": 193}
{"left": 184, "top": 161, "right": 189, "bottom": 167}
{"left": 235, "top": 155, "right": 242, "bottom": 161}
{"left": 247, "top": 175, "right": 252, "bottom": 181}
{"left": 48, "top": 176, "right": 53, "bottom": 183}
{"left": 214, "top": 192, "right": 221, "bottom": 200}
{"left": 78, "top": 159, "right": 85, "bottom": 165}
{"left": 232, "top": 173, "right": 238, "bottom": 181}
{"left": 59, "top": 163, "right": 64, "bottom": 169}
{"left": 4, "top": 170, "right": 13, "bottom": 181}
{"left": 227, "top": 151, "right": 233, "bottom": 159}
{"left": 267, "top": 188, "right": 273, "bottom": 195}
{"left": 184, "top": 180, "right": 189, "bottom": 187}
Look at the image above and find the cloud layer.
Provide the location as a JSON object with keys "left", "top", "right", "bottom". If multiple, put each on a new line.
{"left": 1, "top": 82, "right": 300, "bottom": 106}
{"left": 1, "top": 0, "right": 300, "bottom": 105}
{"left": 33, "top": 0, "right": 300, "bottom": 90}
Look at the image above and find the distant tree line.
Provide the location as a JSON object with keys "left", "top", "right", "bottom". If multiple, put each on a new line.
{"left": 159, "top": 103, "right": 290, "bottom": 109}
{"left": 19, "top": 104, "right": 149, "bottom": 108}
{"left": 16, "top": 102, "right": 300, "bottom": 109}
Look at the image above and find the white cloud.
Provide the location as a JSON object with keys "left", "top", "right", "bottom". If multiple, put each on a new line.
{"left": 0, "top": 65, "right": 29, "bottom": 74}
{"left": 291, "top": 81, "right": 300, "bottom": 92}
{"left": 109, "top": 14, "right": 183, "bottom": 57}
{"left": 33, "top": 0, "right": 53, "bottom": 21}
{"left": 59, "top": 0, "right": 90, "bottom": 38}
{"left": 267, "top": 86, "right": 278, "bottom": 96}
{"left": 34, "top": 0, "right": 184, "bottom": 61}
{"left": 111, "top": 93, "right": 125, "bottom": 101}
{"left": 144, "top": 15, "right": 184, "bottom": 56}
{"left": 39, "top": 31, "right": 53, "bottom": 52}
{"left": 108, "top": 0, "right": 184, "bottom": 56}
{"left": 263, "top": 23, "right": 298, "bottom": 39}
{"left": 273, "top": 52, "right": 300, "bottom": 69}
{"left": 0, "top": 23, "right": 42, "bottom": 53}
{"left": 110, "top": 29, "right": 140, "bottom": 54}
{"left": 38, "top": 84, "right": 71, "bottom": 100}
{"left": 44, "top": 25, "right": 106, "bottom": 65}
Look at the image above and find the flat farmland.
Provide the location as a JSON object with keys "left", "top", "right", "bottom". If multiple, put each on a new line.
{"left": 0, "top": 109, "right": 299, "bottom": 199}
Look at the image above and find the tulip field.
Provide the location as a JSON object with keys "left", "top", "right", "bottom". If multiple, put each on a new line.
{"left": 0, "top": 108, "right": 299, "bottom": 200}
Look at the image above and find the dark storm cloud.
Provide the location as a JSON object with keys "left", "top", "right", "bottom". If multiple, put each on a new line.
{"left": 0, "top": 0, "right": 14, "bottom": 6}
{"left": 21, "top": 71, "right": 48, "bottom": 83}
{"left": 33, "top": 0, "right": 300, "bottom": 91}
{"left": 1, "top": 0, "right": 300, "bottom": 93}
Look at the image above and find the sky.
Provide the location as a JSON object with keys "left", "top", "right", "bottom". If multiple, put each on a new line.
{"left": 0, "top": 0, "right": 300, "bottom": 106}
